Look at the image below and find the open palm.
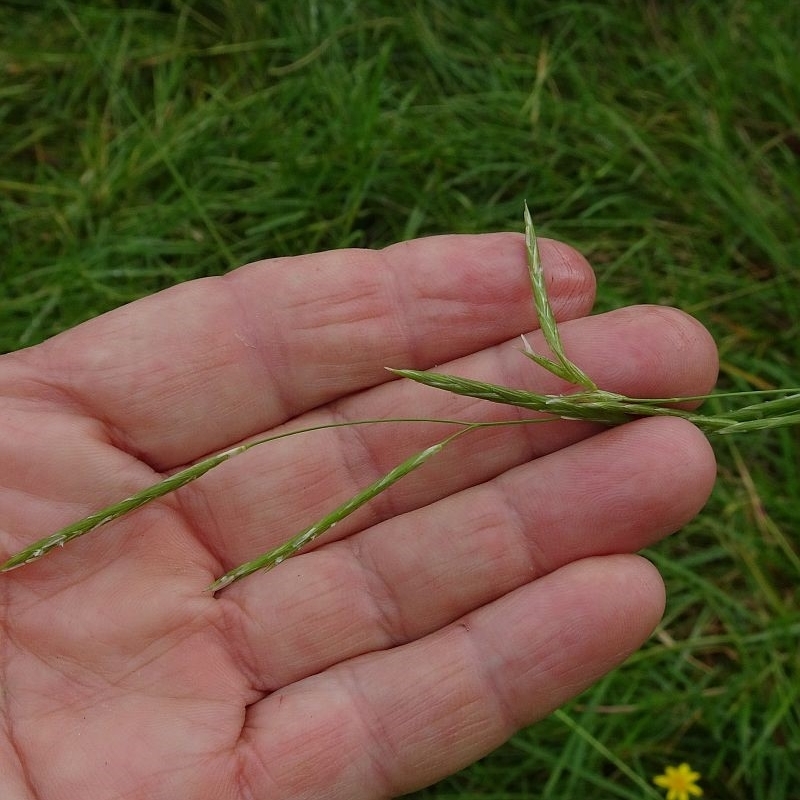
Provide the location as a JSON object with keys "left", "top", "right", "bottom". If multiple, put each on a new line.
{"left": 0, "top": 233, "right": 718, "bottom": 799}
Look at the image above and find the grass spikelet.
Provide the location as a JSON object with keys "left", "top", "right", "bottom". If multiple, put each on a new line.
{"left": 207, "top": 429, "right": 469, "bottom": 592}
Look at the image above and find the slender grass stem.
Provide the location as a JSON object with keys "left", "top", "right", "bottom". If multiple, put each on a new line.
{"left": 2, "top": 207, "right": 798, "bottom": 591}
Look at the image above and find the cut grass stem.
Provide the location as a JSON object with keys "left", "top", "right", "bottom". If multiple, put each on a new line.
{"left": 2, "top": 208, "right": 798, "bottom": 592}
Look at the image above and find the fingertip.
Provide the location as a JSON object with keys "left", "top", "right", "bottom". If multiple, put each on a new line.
{"left": 585, "top": 416, "right": 718, "bottom": 547}
{"left": 383, "top": 231, "right": 597, "bottom": 328}
{"left": 623, "top": 553, "right": 667, "bottom": 630}
{"left": 537, "top": 236, "right": 598, "bottom": 322}
{"left": 675, "top": 416, "right": 718, "bottom": 510}
{"left": 648, "top": 416, "right": 719, "bottom": 528}
{"left": 548, "top": 554, "right": 666, "bottom": 668}
{"left": 484, "top": 554, "right": 668, "bottom": 729}
{"left": 647, "top": 305, "right": 720, "bottom": 398}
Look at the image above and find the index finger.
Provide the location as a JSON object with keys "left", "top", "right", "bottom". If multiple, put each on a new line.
{"left": 17, "top": 233, "right": 595, "bottom": 469}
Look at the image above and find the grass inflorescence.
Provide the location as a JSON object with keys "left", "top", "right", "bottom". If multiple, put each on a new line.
{"left": 3, "top": 206, "right": 798, "bottom": 591}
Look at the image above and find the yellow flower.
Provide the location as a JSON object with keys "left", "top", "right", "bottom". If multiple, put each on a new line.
{"left": 653, "top": 763, "right": 703, "bottom": 800}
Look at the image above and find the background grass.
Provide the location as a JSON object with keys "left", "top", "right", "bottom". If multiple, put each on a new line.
{"left": 2, "top": 0, "right": 799, "bottom": 797}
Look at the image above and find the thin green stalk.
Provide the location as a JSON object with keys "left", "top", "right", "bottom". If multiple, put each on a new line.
{"left": 2, "top": 206, "right": 798, "bottom": 592}
{"left": 552, "top": 709, "right": 664, "bottom": 799}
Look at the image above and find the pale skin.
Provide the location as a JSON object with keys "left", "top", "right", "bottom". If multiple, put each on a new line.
{"left": 0, "top": 232, "right": 718, "bottom": 799}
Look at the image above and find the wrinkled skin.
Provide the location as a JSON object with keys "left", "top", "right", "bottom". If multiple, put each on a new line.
{"left": 0, "top": 233, "right": 718, "bottom": 799}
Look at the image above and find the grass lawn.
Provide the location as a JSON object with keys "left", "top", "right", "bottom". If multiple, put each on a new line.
{"left": 2, "top": 1, "right": 799, "bottom": 797}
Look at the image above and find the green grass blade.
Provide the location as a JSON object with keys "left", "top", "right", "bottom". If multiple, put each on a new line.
{"left": 716, "top": 392, "right": 800, "bottom": 423}
{"left": 715, "top": 412, "right": 800, "bottom": 435}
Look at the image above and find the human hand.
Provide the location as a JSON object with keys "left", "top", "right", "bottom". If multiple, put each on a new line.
{"left": 0, "top": 233, "right": 717, "bottom": 798}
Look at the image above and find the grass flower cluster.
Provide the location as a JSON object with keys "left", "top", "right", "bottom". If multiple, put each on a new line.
{"left": 3, "top": 206, "right": 798, "bottom": 592}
